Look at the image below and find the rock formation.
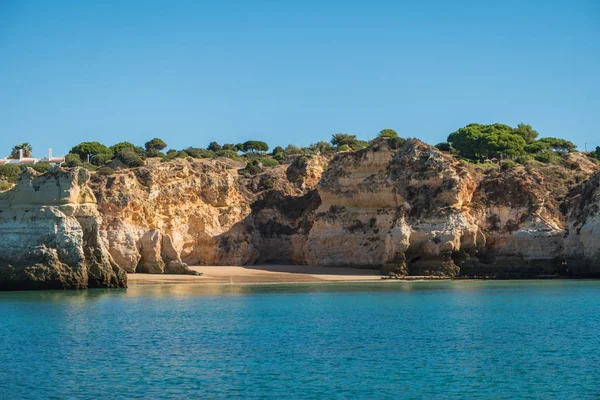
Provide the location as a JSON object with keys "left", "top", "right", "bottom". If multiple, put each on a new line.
{"left": 564, "top": 171, "right": 600, "bottom": 272}
{"left": 86, "top": 140, "right": 600, "bottom": 278}
{"left": 4, "top": 139, "right": 598, "bottom": 290}
{"left": 0, "top": 168, "right": 127, "bottom": 290}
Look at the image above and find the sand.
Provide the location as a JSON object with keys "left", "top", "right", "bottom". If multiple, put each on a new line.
{"left": 127, "top": 265, "right": 384, "bottom": 285}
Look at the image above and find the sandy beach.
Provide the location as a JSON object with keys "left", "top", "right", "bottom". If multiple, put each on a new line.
{"left": 127, "top": 265, "right": 385, "bottom": 285}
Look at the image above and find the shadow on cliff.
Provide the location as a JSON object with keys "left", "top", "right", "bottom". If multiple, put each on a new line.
{"left": 204, "top": 188, "right": 322, "bottom": 266}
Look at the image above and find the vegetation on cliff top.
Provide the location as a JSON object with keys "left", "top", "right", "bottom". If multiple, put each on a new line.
{"left": 1, "top": 123, "right": 595, "bottom": 190}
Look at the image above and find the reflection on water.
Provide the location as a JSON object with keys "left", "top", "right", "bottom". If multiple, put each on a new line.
{"left": 1, "top": 280, "right": 600, "bottom": 399}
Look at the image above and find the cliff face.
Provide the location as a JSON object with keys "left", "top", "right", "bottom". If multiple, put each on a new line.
{"left": 89, "top": 156, "right": 325, "bottom": 272}
{"left": 306, "top": 140, "right": 600, "bottom": 277}
{"left": 29, "top": 140, "right": 595, "bottom": 281}
{"left": 0, "top": 168, "right": 127, "bottom": 290}
{"left": 564, "top": 172, "right": 600, "bottom": 271}
{"left": 4, "top": 140, "right": 596, "bottom": 290}
{"left": 305, "top": 140, "right": 479, "bottom": 276}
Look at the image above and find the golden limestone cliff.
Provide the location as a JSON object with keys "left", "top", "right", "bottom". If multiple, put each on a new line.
{"left": 88, "top": 139, "right": 600, "bottom": 278}
{"left": 0, "top": 168, "right": 127, "bottom": 290}
{"left": 2, "top": 139, "right": 599, "bottom": 290}
{"left": 88, "top": 156, "right": 324, "bottom": 272}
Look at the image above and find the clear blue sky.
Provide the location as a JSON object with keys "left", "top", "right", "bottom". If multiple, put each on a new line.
{"left": 1, "top": 0, "right": 599, "bottom": 157}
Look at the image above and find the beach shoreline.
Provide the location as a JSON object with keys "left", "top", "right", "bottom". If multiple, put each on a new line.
{"left": 127, "top": 265, "right": 419, "bottom": 285}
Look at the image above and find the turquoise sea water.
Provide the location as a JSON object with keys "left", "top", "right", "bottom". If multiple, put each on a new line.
{"left": 1, "top": 281, "right": 600, "bottom": 399}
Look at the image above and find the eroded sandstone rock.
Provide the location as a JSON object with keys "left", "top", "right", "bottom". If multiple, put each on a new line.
{"left": 0, "top": 168, "right": 127, "bottom": 290}
{"left": 87, "top": 142, "right": 599, "bottom": 278}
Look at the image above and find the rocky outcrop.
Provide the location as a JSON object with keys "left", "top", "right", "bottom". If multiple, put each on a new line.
{"left": 90, "top": 160, "right": 249, "bottom": 273}
{"left": 9, "top": 140, "right": 595, "bottom": 287}
{"left": 564, "top": 171, "right": 600, "bottom": 273}
{"left": 89, "top": 157, "right": 325, "bottom": 272}
{"left": 0, "top": 168, "right": 127, "bottom": 290}
{"left": 305, "top": 139, "right": 479, "bottom": 276}
{"left": 86, "top": 141, "right": 600, "bottom": 278}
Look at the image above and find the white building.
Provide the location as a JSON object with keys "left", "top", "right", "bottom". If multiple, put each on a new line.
{"left": 0, "top": 148, "right": 65, "bottom": 166}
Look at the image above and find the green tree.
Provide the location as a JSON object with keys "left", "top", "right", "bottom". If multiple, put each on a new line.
{"left": 593, "top": 146, "right": 600, "bottom": 159}
{"left": 537, "top": 137, "right": 576, "bottom": 153}
{"left": 448, "top": 123, "right": 526, "bottom": 161}
{"left": 435, "top": 142, "right": 452, "bottom": 152}
{"left": 222, "top": 143, "right": 237, "bottom": 151}
{"left": 133, "top": 146, "right": 147, "bottom": 160}
{"left": 524, "top": 141, "right": 550, "bottom": 154}
{"left": 271, "top": 146, "right": 285, "bottom": 156}
{"left": 243, "top": 140, "right": 269, "bottom": 153}
{"left": 207, "top": 141, "right": 222, "bottom": 152}
{"left": 350, "top": 140, "right": 369, "bottom": 150}
{"left": 378, "top": 129, "right": 398, "bottom": 139}
{"left": 109, "top": 142, "right": 136, "bottom": 155}
{"left": 235, "top": 143, "right": 245, "bottom": 152}
{"left": 309, "top": 141, "right": 333, "bottom": 154}
{"left": 144, "top": 138, "right": 167, "bottom": 152}
{"left": 70, "top": 142, "right": 113, "bottom": 165}
{"left": 331, "top": 133, "right": 358, "bottom": 148}
{"left": 9, "top": 143, "right": 33, "bottom": 159}
{"left": 512, "top": 123, "right": 539, "bottom": 144}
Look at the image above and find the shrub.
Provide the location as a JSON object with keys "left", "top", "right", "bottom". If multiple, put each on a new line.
{"left": 534, "top": 150, "right": 560, "bottom": 164}
{"left": 65, "top": 153, "right": 82, "bottom": 167}
{"left": 240, "top": 161, "right": 263, "bottom": 176}
{"left": 378, "top": 129, "right": 398, "bottom": 139}
{"left": 81, "top": 162, "right": 98, "bottom": 171}
{"left": 500, "top": 161, "right": 517, "bottom": 171}
{"left": 309, "top": 141, "right": 333, "bottom": 154}
{"left": 296, "top": 156, "right": 309, "bottom": 167}
{"left": 145, "top": 148, "right": 166, "bottom": 158}
{"left": 515, "top": 155, "right": 534, "bottom": 165}
{"left": 96, "top": 167, "right": 115, "bottom": 176}
{"left": 184, "top": 147, "right": 214, "bottom": 159}
{"left": 258, "top": 157, "right": 279, "bottom": 167}
{"left": 32, "top": 162, "right": 51, "bottom": 174}
{"left": 263, "top": 177, "right": 275, "bottom": 189}
{"left": 0, "top": 182, "right": 13, "bottom": 191}
{"left": 350, "top": 140, "right": 369, "bottom": 150}
{"left": 0, "top": 164, "right": 22, "bottom": 182}
{"left": 388, "top": 137, "right": 406, "bottom": 149}
{"left": 90, "top": 152, "right": 113, "bottom": 166}
{"left": 162, "top": 150, "right": 189, "bottom": 162}
{"left": 338, "top": 145, "right": 350, "bottom": 152}
{"left": 215, "top": 149, "right": 243, "bottom": 161}
{"left": 283, "top": 144, "right": 303, "bottom": 155}
{"left": 118, "top": 150, "right": 145, "bottom": 167}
